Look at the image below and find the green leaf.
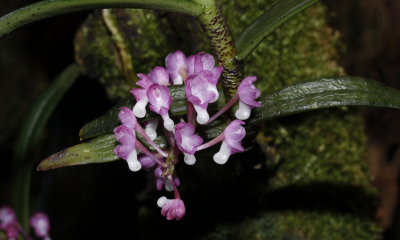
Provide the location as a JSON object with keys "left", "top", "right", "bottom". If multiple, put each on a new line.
{"left": 0, "top": 0, "right": 204, "bottom": 39}
{"left": 234, "top": 0, "right": 319, "bottom": 61}
{"left": 250, "top": 76, "right": 400, "bottom": 124}
{"left": 38, "top": 118, "right": 229, "bottom": 171}
{"left": 37, "top": 134, "right": 119, "bottom": 171}
{"left": 80, "top": 85, "right": 226, "bottom": 139}
{"left": 12, "top": 64, "right": 80, "bottom": 230}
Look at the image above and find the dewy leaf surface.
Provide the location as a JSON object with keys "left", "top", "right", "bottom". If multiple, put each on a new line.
{"left": 0, "top": 0, "right": 204, "bottom": 39}
{"left": 251, "top": 76, "right": 400, "bottom": 124}
{"left": 234, "top": 0, "right": 319, "bottom": 61}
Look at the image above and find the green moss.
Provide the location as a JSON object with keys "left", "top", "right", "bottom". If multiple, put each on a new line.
{"left": 219, "top": 1, "right": 344, "bottom": 94}
{"left": 201, "top": 211, "right": 381, "bottom": 240}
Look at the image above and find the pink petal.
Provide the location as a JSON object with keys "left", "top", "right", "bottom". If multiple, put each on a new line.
{"left": 199, "top": 53, "right": 215, "bottom": 71}
{"left": 238, "top": 76, "right": 261, "bottom": 107}
{"left": 136, "top": 73, "right": 153, "bottom": 89}
{"left": 148, "top": 66, "right": 170, "bottom": 86}
{"left": 0, "top": 206, "right": 16, "bottom": 230}
{"left": 130, "top": 88, "right": 147, "bottom": 102}
{"left": 138, "top": 155, "right": 157, "bottom": 171}
{"left": 165, "top": 51, "right": 188, "bottom": 84}
{"left": 118, "top": 107, "right": 137, "bottom": 130}
{"left": 175, "top": 123, "right": 203, "bottom": 154}
{"left": 224, "top": 120, "right": 246, "bottom": 153}
{"left": 29, "top": 212, "right": 50, "bottom": 238}
{"left": 113, "top": 125, "right": 135, "bottom": 146}
{"left": 147, "top": 84, "right": 172, "bottom": 114}
{"left": 161, "top": 199, "right": 186, "bottom": 220}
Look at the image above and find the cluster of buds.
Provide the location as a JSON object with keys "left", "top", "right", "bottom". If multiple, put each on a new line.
{"left": 113, "top": 51, "right": 261, "bottom": 220}
{"left": 0, "top": 206, "right": 51, "bottom": 240}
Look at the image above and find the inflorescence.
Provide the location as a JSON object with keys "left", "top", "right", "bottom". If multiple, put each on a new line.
{"left": 0, "top": 206, "right": 51, "bottom": 240}
{"left": 114, "top": 51, "right": 261, "bottom": 220}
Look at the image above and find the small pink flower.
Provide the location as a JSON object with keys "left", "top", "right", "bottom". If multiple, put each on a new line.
{"left": 154, "top": 165, "right": 180, "bottom": 191}
{"left": 29, "top": 212, "right": 51, "bottom": 240}
{"left": 0, "top": 206, "right": 16, "bottom": 230}
{"left": 5, "top": 226, "right": 19, "bottom": 240}
{"left": 118, "top": 106, "right": 137, "bottom": 130}
{"left": 214, "top": 120, "right": 246, "bottom": 164}
{"left": 174, "top": 122, "right": 203, "bottom": 165}
{"left": 165, "top": 51, "right": 187, "bottom": 85}
{"left": 130, "top": 73, "right": 153, "bottom": 118}
{"left": 235, "top": 76, "right": 261, "bottom": 120}
{"left": 147, "top": 84, "right": 174, "bottom": 131}
{"left": 161, "top": 199, "right": 186, "bottom": 220}
{"left": 187, "top": 53, "right": 222, "bottom": 83}
{"left": 185, "top": 71, "right": 219, "bottom": 124}
{"left": 138, "top": 155, "right": 157, "bottom": 171}
{"left": 148, "top": 66, "right": 170, "bottom": 86}
{"left": 114, "top": 125, "right": 140, "bottom": 171}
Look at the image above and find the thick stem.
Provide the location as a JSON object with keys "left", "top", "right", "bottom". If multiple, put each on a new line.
{"left": 222, "top": 59, "right": 244, "bottom": 105}
{"left": 196, "top": 2, "right": 244, "bottom": 102}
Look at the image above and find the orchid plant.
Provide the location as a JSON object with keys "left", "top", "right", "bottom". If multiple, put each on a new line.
{"left": 1, "top": 0, "right": 400, "bottom": 238}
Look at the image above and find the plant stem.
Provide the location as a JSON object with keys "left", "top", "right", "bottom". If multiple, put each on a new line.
{"left": 196, "top": 132, "right": 225, "bottom": 151}
{"left": 204, "top": 93, "right": 239, "bottom": 125}
{"left": 135, "top": 123, "right": 168, "bottom": 157}
{"left": 135, "top": 141, "right": 167, "bottom": 168}
{"left": 168, "top": 175, "right": 181, "bottom": 200}
{"left": 196, "top": 1, "right": 244, "bottom": 101}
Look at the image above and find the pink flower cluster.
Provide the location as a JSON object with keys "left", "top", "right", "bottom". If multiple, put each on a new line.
{"left": 0, "top": 206, "right": 51, "bottom": 240}
{"left": 113, "top": 51, "right": 261, "bottom": 220}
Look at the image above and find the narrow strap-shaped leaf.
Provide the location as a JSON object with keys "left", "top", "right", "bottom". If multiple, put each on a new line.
{"left": 0, "top": 0, "right": 204, "bottom": 39}
{"left": 37, "top": 119, "right": 229, "bottom": 171}
{"left": 37, "top": 134, "right": 119, "bottom": 171}
{"left": 12, "top": 64, "right": 80, "bottom": 230}
{"left": 250, "top": 76, "right": 400, "bottom": 124}
{"left": 234, "top": 0, "right": 319, "bottom": 61}
{"left": 80, "top": 86, "right": 226, "bottom": 139}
